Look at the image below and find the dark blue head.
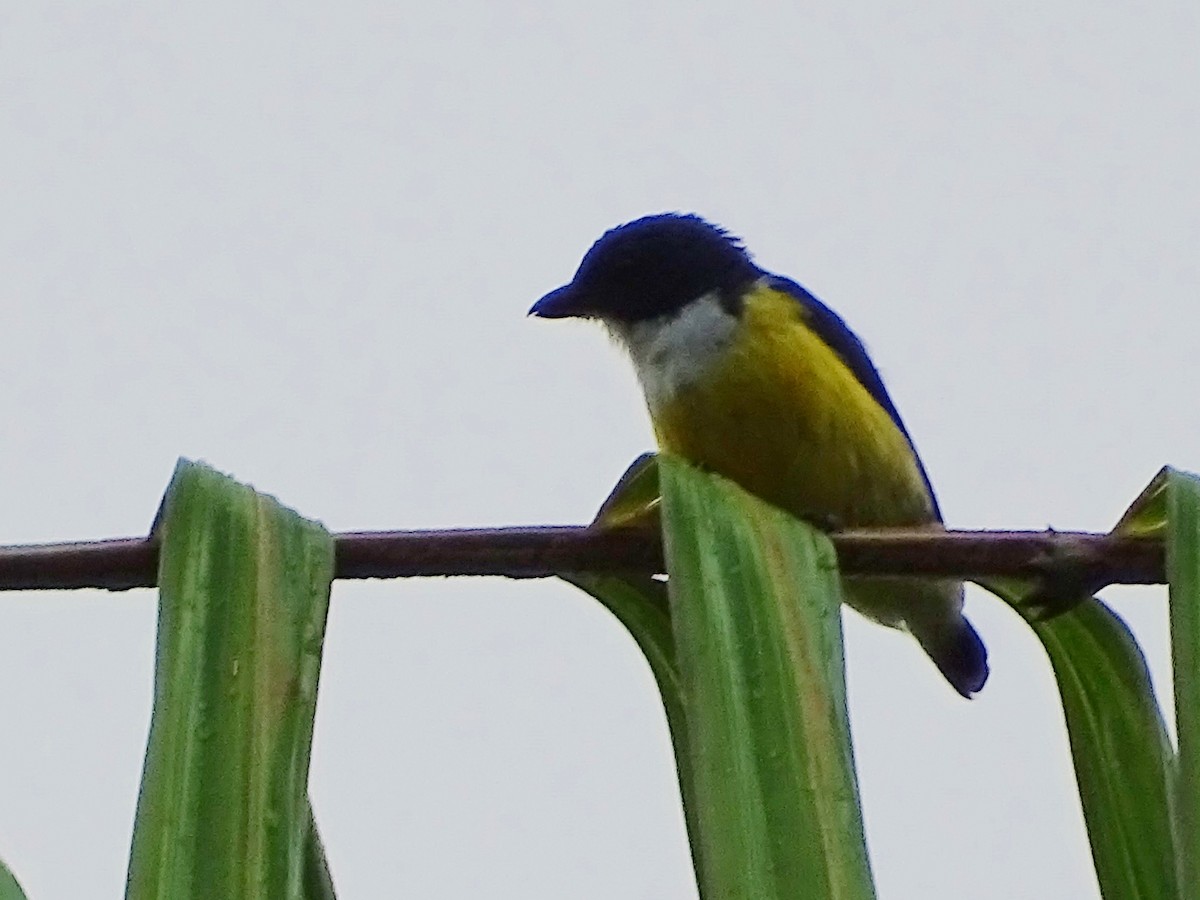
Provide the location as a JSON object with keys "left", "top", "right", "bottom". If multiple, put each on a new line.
{"left": 530, "top": 213, "right": 761, "bottom": 323}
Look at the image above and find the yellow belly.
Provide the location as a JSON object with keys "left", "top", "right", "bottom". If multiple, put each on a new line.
{"left": 649, "top": 285, "right": 936, "bottom": 528}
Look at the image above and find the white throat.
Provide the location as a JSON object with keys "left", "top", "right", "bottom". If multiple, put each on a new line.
{"left": 611, "top": 291, "right": 739, "bottom": 412}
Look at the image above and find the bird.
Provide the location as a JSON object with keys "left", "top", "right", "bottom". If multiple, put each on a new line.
{"left": 529, "top": 212, "right": 987, "bottom": 697}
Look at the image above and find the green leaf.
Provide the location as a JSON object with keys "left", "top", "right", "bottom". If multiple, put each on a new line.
{"left": 1113, "top": 466, "right": 1169, "bottom": 538}
{"left": 0, "top": 859, "right": 28, "bottom": 900}
{"left": 126, "top": 460, "right": 336, "bottom": 900}
{"left": 591, "top": 452, "right": 660, "bottom": 528}
{"left": 659, "top": 455, "right": 874, "bottom": 900}
{"left": 1164, "top": 468, "right": 1200, "bottom": 896}
{"left": 980, "top": 466, "right": 1181, "bottom": 900}
{"left": 562, "top": 573, "right": 705, "bottom": 873}
{"left": 1031, "top": 596, "right": 1178, "bottom": 899}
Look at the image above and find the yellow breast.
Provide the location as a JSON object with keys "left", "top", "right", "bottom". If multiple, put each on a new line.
{"left": 647, "top": 284, "right": 935, "bottom": 526}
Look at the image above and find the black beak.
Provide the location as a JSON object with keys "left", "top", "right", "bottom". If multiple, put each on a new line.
{"left": 528, "top": 284, "right": 593, "bottom": 319}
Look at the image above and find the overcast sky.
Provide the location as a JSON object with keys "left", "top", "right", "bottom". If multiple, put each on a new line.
{"left": 1, "top": 3, "right": 1197, "bottom": 898}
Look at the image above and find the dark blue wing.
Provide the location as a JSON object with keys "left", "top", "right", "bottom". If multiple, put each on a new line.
{"left": 766, "top": 274, "right": 944, "bottom": 521}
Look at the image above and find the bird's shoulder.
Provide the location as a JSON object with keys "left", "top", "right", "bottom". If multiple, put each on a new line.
{"left": 756, "top": 274, "right": 943, "bottom": 519}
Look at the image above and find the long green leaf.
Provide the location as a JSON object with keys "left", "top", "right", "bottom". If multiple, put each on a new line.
{"left": 566, "top": 454, "right": 704, "bottom": 874}
{"left": 659, "top": 455, "right": 874, "bottom": 900}
{"left": 562, "top": 573, "right": 706, "bottom": 873}
{"left": 980, "top": 467, "right": 1181, "bottom": 900}
{"left": 1164, "top": 468, "right": 1200, "bottom": 896}
{"left": 126, "top": 460, "right": 335, "bottom": 899}
{"left": 1032, "top": 599, "right": 1177, "bottom": 899}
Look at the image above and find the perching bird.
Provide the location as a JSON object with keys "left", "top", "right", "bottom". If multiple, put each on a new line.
{"left": 530, "top": 213, "right": 987, "bottom": 696}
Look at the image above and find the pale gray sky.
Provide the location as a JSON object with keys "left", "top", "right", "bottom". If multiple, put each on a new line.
{"left": 1, "top": 3, "right": 1196, "bottom": 898}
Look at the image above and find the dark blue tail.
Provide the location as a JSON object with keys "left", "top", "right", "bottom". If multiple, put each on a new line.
{"left": 916, "top": 616, "right": 989, "bottom": 698}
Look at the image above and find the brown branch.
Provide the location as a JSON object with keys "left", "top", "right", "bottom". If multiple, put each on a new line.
{"left": 0, "top": 526, "right": 1164, "bottom": 592}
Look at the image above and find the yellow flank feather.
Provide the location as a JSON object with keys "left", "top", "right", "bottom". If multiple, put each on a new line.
{"left": 650, "top": 283, "right": 935, "bottom": 528}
